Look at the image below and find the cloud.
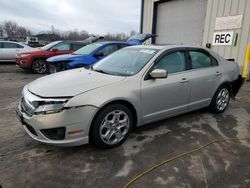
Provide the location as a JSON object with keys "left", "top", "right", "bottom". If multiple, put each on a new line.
{"left": 0, "top": 0, "right": 141, "bottom": 34}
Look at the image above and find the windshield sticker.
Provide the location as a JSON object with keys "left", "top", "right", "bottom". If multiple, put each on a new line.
{"left": 139, "top": 49, "right": 156, "bottom": 54}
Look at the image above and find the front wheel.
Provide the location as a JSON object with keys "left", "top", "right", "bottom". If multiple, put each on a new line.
{"left": 91, "top": 104, "right": 133, "bottom": 148}
{"left": 48, "top": 63, "right": 58, "bottom": 74}
{"left": 32, "top": 59, "right": 48, "bottom": 74}
{"left": 210, "top": 85, "right": 230, "bottom": 113}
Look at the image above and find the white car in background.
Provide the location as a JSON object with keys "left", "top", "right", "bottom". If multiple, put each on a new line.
{"left": 0, "top": 41, "right": 33, "bottom": 62}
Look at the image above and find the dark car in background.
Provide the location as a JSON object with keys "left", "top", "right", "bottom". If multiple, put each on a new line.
{"left": 16, "top": 35, "right": 103, "bottom": 74}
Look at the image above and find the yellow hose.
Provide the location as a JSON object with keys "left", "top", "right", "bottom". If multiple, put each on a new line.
{"left": 124, "top": 136, "right": 250, "bottom": 188}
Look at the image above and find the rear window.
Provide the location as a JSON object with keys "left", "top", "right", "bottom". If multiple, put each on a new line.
{"left": 190, "top": 51, "right": 218, "bottom": 69}
{"left": 2, "top": 42, "right": 24, "bottom": 49}
{"left": 71, "top": 43, "right": 86, "bottom": 51}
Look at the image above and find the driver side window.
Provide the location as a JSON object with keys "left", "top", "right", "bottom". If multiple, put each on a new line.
{"left": 97, "top": 45, "right": 119, "bottom": 56}
{"left": 53, "top": 43, "right": 70, "bottom": 51}
{"left": 154, "top": 51, "right": 186, "bottom": 74}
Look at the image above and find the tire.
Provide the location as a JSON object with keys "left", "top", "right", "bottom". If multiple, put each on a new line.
{"left": 210, "top": 85, "right": 230, "bottom": 113}
{"left": 90, "top": 104, "right": 133, "bottom": 149}
{"left": 48, "top": 63, "right": 58, "bottom": 74}
{"left": 32, "top": 59, "right": 48, "bottom": 74}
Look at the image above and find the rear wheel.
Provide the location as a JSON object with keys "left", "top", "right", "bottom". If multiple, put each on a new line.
{"left": 210, "top": 85, "right": 230, "bottom": 113}
{"left": 32, "top": 59, "right": 48, "bottom": 74}
{"left": 91, "top": 104, "right": 133, "bottom": 148}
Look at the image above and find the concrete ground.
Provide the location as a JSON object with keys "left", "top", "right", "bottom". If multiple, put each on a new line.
{"left": 0, "top": 64, "right": 250, "bottom": 188}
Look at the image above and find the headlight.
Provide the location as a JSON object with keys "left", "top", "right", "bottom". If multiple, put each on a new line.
{"left": 34, "top": 99, "right": 68, "bottom": 115}
{"left": 17, "top": 53, "right": 31, "bottom": 58}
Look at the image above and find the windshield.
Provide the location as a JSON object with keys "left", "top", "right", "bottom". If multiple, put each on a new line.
{"left": 92, "top": 48, "right": 158, "bottom": 76}
{"left": 73, "top": 43, "right": 102, "bottom": 55}
{"left": 41, "top": 41, "right": 61, "bottom": 50}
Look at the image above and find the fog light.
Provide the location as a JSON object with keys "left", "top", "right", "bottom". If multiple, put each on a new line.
{"left": 41, "top": 127, "right": 66, "bottom": 140}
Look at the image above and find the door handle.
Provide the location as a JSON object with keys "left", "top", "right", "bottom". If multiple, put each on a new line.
{"left": 215, "top": 71, "right": 222, "bottom": 76}
{"left": 180, "top": 78, "right": 189, "bottom": 83}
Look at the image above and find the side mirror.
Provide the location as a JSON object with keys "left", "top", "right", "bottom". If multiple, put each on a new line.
{"left": 52, "top": 48, "right": 58, "bottom": 52}
{"left": 150, "top": 69, "right": 167, "bottom": 79}
{"left": 94, "top": 51, "right": 104, "bottom": 57}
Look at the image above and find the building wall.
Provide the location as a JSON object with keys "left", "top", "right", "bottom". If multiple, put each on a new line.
{"left": 141, "top": 0, "right": 250, "bottom": 66}
{"left": 202, "top": 0, "right": 250, "bottom": 66}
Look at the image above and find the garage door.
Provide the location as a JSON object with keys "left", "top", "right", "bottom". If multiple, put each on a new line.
{"left": 155, "top": 0, "right": 207, "bottom": 45}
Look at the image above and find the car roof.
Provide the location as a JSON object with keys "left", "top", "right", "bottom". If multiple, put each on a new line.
{"left": 0, "top": 40, "right": 19, "bottom": 43}
{"left": 0, "top": 40, "right": 27, "bottom": 45}
{"left": 60, "top": 41, "right": 86, "bottom": 44}
{"left": 128, "top": 44, "right": 208, "bottom": 51}
{"left": 95, "top": 41, "right": 129, "bottom": 45}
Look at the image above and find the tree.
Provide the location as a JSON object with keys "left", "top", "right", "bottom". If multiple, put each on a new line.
{"left": 0, "top": 20, "right": 32, "bottom": 39}
{"left": 3, "top": 21, "right": 19, "bottom": 39}
{"left": 0, "top": 24, "right": 4, "bottom": 38}
{"left": 16, "top": 26, "right": 31, "bottom": 38}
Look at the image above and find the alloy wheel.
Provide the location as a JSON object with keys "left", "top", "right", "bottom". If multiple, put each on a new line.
{"left": 99, "top": 110, "right": 130, "bottom": 145}
{"left": 33, "top": 61, "right": 47, "bottom": 74}
{"left": 216, "top": 88, "right": 230, "bottom": 111}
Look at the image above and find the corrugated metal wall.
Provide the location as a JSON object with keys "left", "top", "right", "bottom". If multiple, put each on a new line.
{"left": 202, "top": 0, "right": 250, "bottom": 66}
{"left": 142, "top": 0, "right": 155, "bottom": 39}
{"left": 142, "top": 0, "right": 250, "bottom": 66}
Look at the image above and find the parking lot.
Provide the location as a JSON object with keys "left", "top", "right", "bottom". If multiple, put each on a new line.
{"left": 0, "top": 64, "right": 250, "bottom": 188}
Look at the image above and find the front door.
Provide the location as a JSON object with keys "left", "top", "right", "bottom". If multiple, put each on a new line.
{"left": 50, "top": 42, "right": 72, "bottom": 56}
{"left": 141, "top": 49, "right": 190, "bottom": 123}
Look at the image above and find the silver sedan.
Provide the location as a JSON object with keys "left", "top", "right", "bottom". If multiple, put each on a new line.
{"left": 0, "top": 41, "right": 33, "bottom": 62}
{"left": 16, "top": 45, "right": 242, "bottom": 148}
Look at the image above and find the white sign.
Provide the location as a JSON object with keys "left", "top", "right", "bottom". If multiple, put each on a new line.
{"left": 215, "top": 15, "right": 243, "bottom": 30}
{"left": 212, "top": 31, "right": 234, "bottom": 46}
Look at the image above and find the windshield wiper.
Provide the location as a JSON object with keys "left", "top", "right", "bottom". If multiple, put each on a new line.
{"left": 92, "top": 68, "right": 126, "bottom": 76}
{"left": 93, "top": 69, "right": 111, "bottom": 75}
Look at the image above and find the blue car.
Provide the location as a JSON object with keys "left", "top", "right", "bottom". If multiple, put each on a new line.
{"left": 47, "top": 34, "right": 155, "bottom": 73}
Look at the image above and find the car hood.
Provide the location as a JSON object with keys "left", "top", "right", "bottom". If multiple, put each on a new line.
{"left": 27, "top": 68, "right": 125, "bottom": 97}
{"left": 18, "top": 48, "right": 42, "bottom": 54}
{"left": 47, "top": 54, "right": 83, "bottom": 62}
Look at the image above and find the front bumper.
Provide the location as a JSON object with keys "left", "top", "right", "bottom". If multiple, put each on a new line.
{"left": 16, "top": 104, "right": 98, "bottom": 146}
{"left": 16, "top": 57, "right": 32, "bottom": 69}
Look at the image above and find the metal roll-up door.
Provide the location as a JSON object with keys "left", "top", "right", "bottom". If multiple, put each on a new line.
{"left": 155, "top": 0, "right": 207, "bottom": 45}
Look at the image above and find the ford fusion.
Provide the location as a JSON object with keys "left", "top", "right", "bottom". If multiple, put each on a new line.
{"left": 16, "top": 45, "right": 242, "bottom": 148}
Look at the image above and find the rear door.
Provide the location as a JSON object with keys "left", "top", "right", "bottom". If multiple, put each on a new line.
{"left": 141, "top": 48, "right": 191, "bottom": 123}
{"left": 187, "top": 48, "right": 222, "bottom": 109}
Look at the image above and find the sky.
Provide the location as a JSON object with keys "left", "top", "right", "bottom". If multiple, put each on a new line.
{"left": 0, "top": 0, "right": 141, "bottom": 35}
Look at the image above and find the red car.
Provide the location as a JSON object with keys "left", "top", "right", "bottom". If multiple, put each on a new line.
{"left": 16, "top": 41, "right": 86, "bottom": 74}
